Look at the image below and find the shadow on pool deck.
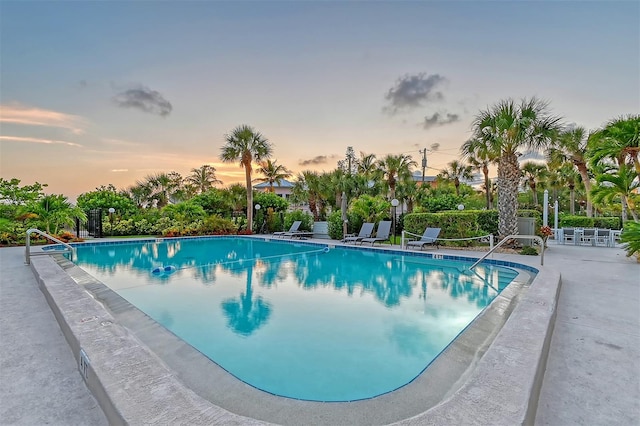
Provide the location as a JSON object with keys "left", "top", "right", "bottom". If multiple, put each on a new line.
{"left": 1, "top": 240, "right": 638, "bottom": 425}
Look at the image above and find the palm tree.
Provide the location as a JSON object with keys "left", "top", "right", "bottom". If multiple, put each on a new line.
{"left": 377, "top": 154, "right": 416, "bottom": 201}
{"left": 520, "top": 161, "right": 548, "bottom": 206}
{"left": 461, "top": 137, "right": 497, "bottom": 209}
{"left": 126, "top": 182, "right": 153, "bottom": 208}
{"left": 591, "top": 164, "right": 639, "bottom": 222}
{"left": 220, "top": 125, "right": 273, "bottom": 231}
{"left": 254, "top": 159, "right": 291, "bottom": 193}
{"left": 471, "top": 97, "right": 562, "bottom": 239}
{"left": 588, "top": 115, "right": 640, "bottom": 180}
{"left": 186, "top": 165, "right": 222, "bottom": 194}
{"left": 548, "top": 126, "right": 594, "bottom": 216}
{"left": 438, "top": 160, "right": 474, "bottom": 197}
{"left": 557, "top": 163, "right": 580, "bottom": 215}
{"left": 31, "top": 194, "right": 86, "bottom": 234}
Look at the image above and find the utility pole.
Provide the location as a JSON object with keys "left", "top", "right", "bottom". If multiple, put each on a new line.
{"left": 419, "top": 148, "right": 427, "bottom": 183}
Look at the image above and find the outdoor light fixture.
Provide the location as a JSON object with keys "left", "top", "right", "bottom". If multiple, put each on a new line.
{"left": 391, "top": 198, "right": 399, "bottom": 244}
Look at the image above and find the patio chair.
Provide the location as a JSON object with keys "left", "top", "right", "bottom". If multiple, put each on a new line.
{"left": 595, "top": 228, "right": 611, "bottom": 247}
{"left": 562, "top": 228, "right": 576, "bottom": 245}
{"left": 360, "top": 221, "right": 392, "bottom": 246}
{"left": 342, "top": 222, "right": 374, "bottom": 244}
{"left": 406, "top": 227, "right": 441, "bottom": 250}
{"left": 273, "top": 221, "right": 301, "bottom": 238}
{"left": 580, "top": 228, "right": 596, "bottom": 246}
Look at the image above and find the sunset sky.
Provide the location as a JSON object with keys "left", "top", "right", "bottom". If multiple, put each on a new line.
{"left": 1, "top": 1, "right": 638, "bottom": 202}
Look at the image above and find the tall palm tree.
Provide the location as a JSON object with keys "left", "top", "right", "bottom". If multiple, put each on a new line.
{"left": 438, "top": 160, "right": 474, "bottom": 197}
{"left": 140, "top": 172, "right": 181, "bottom": 208}
{"left": 557, "top": 163, "right": 580, "bottom": 215}
{"left": 186, "top": 165, "right": 222, "bottom": 194}
{"left": 254, "top": 159, "right": 291, "bottom": 193}
{"left": 520, "top": 161, "right": 548, "bottom": 206}
{"left": 127, "top": 182, "right": 153, "bottom": 208}
{"left": 377, "top": 154, "right": 416, "bottom": 201}
{"left": 548, "top": 126, "right": 594, "bottom": 216}
{"left": 220, "top": 125, "right": 273, "bottom": 231}
{"left": 588, "top": 115, "right": 640, "bottom": 180}
{"left": 461, "top": 137, "right": 497, "bottom": 209}
{"left": 471, "top": 97, "right": 562, "bottom": 239}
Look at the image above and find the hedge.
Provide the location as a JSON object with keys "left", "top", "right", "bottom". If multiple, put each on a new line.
{"left": 559, "top": 215, "right": 621, "bottom": 229}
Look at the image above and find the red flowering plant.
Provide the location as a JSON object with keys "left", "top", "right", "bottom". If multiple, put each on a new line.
{"left": 540, "top": 225, "right": 553, "bottom": 245}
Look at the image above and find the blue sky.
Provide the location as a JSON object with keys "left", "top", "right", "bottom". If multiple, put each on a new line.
{"left": 1, "top": 0, "right": 638, "bottom": 201}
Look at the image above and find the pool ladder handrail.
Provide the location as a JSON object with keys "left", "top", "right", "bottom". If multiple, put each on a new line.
{"left": 25, "top": 228, "right": 75, "bottom": 265}
{"left": 469, "top": 234, "right": 544, "bottom": 270}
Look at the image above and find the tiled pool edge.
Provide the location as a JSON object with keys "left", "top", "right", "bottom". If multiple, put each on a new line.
{"left": 31, "top": 240, "right": 560, "bottom": 425}
{"left": 29, "top": 255, "right": 271, "bottom": 426}
{"left": 392, "top": 263, "right": 561, "bottom": 425}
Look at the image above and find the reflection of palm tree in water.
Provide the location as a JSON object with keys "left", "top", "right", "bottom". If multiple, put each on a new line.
{"left": 221, "top": 260, "right": 272, "bottom": 336}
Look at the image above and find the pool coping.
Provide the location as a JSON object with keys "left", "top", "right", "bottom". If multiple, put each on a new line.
{"left": 31, "top": 236, "right": 560, "bottom": 425}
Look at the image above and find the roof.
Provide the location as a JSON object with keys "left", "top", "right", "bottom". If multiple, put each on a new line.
{"left": 411, "top": 171, "right": 437, "bottom": 182}
{"left": 253, "top": 179, "right": 295, "bottom": 189}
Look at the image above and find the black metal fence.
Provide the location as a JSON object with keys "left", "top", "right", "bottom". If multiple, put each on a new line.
{"left": 76, "top": 208, "right": 103, "bottom": 238}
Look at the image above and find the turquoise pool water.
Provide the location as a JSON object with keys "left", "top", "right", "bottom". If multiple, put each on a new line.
{"left": 70, "top": 237, "right": 519, "bottom": 402}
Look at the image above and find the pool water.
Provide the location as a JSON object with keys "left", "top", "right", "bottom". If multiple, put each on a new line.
{"left": 71, "top": 237, "right": 519, "bottom": 401}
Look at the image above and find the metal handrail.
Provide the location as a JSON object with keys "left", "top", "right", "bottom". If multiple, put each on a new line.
{"left": 469, "top": 234, "right": 544, "bottom": 270}
{"left": 25, "top": 228, "right": 75, "bottom": 265}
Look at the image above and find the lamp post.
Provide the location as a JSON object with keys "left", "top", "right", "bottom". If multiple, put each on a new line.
{"left": 391, "top": 198, "right": 399, "bottom": 245}
{"left": 108, "top": 207, "right": 115, "bottom": 236}
{"left": 457, "top": 204, "right": 465, "bottom": 211}
{"left": 255, "top": 204, "right": 261, "bottom": 234}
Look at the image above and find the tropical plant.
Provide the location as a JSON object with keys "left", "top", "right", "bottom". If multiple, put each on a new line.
{"left": 377, "top": 154, "right": 416, "bottom": 201}
{"left": 438, "top": 160, "right": 473, "bottom": 197}
{"left": 186, "top": 165, "right": 222, "bottom": 194}
{"left": 588, "top": 115, "right": 640, "bottom": 180}
{"left": 0, "top": 178, "right": 47, "bottom": 206}
{"left": 471, "top": 97, "right": 562, "bottom": 239}
{"left": 220, "top": 125, "right": 273, "bottom": 231}
{"left": 76, "top": 184, "right": 137, "bottom": 215}
{"left": 620, "top": 220, "right": 640, "bottom": 259}
{"left": 254, "top": 159, "right": 291, "bottom": 192}
{"left": 29, "top": 194, "right": 87, "bottom": 234}
{"left": 548, "top": 126, "right": 594, "bottom": 216}
{"left": 461, "top": 138, "right": 496, "bottom": 209}
{"left": 520, "top": 161, "right": 548, "bottom": 206}
{"left": 349, "top": 195, "right": 390, "bottom": 223}
{"left": 591, "top": 164, "right": 639, "bottom": 221}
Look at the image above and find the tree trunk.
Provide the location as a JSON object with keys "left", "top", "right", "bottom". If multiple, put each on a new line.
{"left": 483, "top": 166, "right": 491, "bottom": 209}
{"left": 497, "top": 153, "right": 520, "bottom": 239}
{"left": 576, "top": 163, "right": 593, "bottom": 217}
{"left": 569, "top": 185, "right": 575, "bottom": 215}
{"left": 245, "top": 165, "right": 253, "bottom": 231}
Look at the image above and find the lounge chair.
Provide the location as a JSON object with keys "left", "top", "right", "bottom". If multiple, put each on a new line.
{"left": 342, "top": 222, "right": 374, "bottom": 244}
{"left": 595, "top": 228, "right": 611, "bottom": 247}
{"left": 360, "top": 221, "right": 392, "bottom": 246}
{"left": 274, "top": 221, "right": 301, "bottom": 238}
{"left": 562, "top": 228, "right": 575, "bottom": 245}
{"left": 406, "top": 227, "right": 441, "bottom": 250}
{"left": 580, "top": 228, "right": 596, "bottom": 246}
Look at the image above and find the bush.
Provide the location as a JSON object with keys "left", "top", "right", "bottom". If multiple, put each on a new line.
{"left": 403, "top": 212, "right": 486, "bottom": 247}
{"left": 519, "top": 246, "right": 538, "bottom": 256}
{"left": 327, "top": 210, "right": 365, "bottom": 240}
{"left": 283, "top": 210, "right": 313, "bottom": 232}
{"left": 621, "top": 221, "right": 640, "bottom": 259}
{"left": 559, "top": 215, "right": 622, "bottom": 229}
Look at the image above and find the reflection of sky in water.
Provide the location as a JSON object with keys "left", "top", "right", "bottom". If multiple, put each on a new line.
{"left": 72, "top": 238, "right": 519, "bottom": 402}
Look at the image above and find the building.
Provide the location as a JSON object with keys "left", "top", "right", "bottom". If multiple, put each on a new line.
{"left": 253, "top": 179, "right": 295, "bottom": 199}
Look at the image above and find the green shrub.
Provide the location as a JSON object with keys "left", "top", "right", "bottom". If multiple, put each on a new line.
{"left": 477, "top": 210, "right": 499, "bottom": 236}
{"left": 403, "top": 212, "right": 486, "bottom": 247}
{"left": 201, "top": 215, "right": 238, "bottom": 234}
{"left": 283, "top": 210, "right": 313, "bottom": 232}
{"left": 558, "top": 215, "right": 621, "bottom": 229}
{"left": 621, "top": 221, "right": 640, "bottom": 259}
{"left": 519, "top": 246, "right": 538, "bottom": 255}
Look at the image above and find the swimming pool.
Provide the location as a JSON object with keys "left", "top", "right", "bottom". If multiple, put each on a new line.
{"left": 68, "top": 237, "right": 520, "bottom": 402}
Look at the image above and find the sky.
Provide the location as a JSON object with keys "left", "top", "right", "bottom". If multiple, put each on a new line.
{"left": 1, "top": 0, "right": 638, "bottom": 202}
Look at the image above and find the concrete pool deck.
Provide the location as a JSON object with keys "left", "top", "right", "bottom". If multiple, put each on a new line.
{"left": 1, "top": 239, "right": 638, "bottom": 424}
